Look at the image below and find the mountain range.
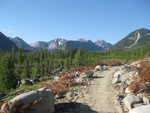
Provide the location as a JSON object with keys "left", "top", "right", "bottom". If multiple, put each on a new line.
{"left": 0, "top": 28, "right": 150, "bottom": 51}
{"left": 30, "top": 39, "right": 112, "bottom": 51}
{"left": 0, "top": 32, "right": 112, "bottom": 51}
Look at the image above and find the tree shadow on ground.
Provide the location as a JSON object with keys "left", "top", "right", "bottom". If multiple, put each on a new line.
{"left": 55, "top": 102, "right": 98, "bottom": 113}
{"left": 92, "top": 76, "right": 104, "bottom": 79}
{"left": 55, "top": 102, "right": 117, "bottom": 113}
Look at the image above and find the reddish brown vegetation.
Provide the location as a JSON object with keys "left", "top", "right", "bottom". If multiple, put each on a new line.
{"left": 42, "top": 60, "right": 125, "bottom": 94}
{"left": 95, "top": 60, "right": 124, "bottom": 66}
{"left": 128, "top": 81, "right": 146, "bottom": 93}
{"left": 42, "top": 73, "right": 76, "bottom": 94}
{"left": 129, "top": 60, "right": 150, "bottom": 93}
{"left": 137, "top": 62, "right": 150, "bottom": 82}
{"left": 42, "top": 65, "right": 96, "bottom": 94}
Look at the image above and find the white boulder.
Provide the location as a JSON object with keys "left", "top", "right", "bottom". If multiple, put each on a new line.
{"left": 129, "top": 105, "right": 150, "bottom": 113}
{"left": 1, "top": 88, "right": 54, "bottom": 113}
{"left": 123, "top": 94, "right": 142, "bottom": 110}
{"left": 112, "top": 71, "right": 122, "bottom": 84}
{"left": 95, "top": 65, "right": 108, "bottom": 71}
{"left": 95, "top": 65, "right": 103, "bottom": 71}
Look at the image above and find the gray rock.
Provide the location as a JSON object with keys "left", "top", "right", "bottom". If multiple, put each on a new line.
{"left": 1, "top": 88, "right": 54, "bottom": 113}
{"left": 84, "top": 71, "right": 94, "bottom": 78}
{"left": 102, "top": 65, "right": 108, "bottom": 71}
{"left": 95, "top": 65, "right": 103, "bottom": 71}
{"left": 129, "top": 105, "right": 150, "bottom": 113}
{"left": 0, "top": 93, "right": 6, "bottom": 99}
{"left": 143, "top": 96, "right": 150, "bottom": 105}
{"left": 123, "top": 94, "right": 142, "bottom": 110}
{"left": 112, "top": 70, "right": 135, "bottom": 84}
{"left": 55, "top": 93, "right": 65, "bottom": 99}
{"left": 95, "top": 65, "right": 108, "bottom": 71}
{"left": 33, "top": 79, "right": 40, "bottom": 83}
{"left": 66, "top": 90, "right": 78, "bottom": 100}
{"left": 66, "top": 92, "right": 74, "bottom": 100}
{"left": 21, "top": 79, "right": 33, "bottom": 86}
{"left": 112, "top": 71, "right": 122, "bottom": 84}
{"left": 75, "top": 77, "right": 83, "bottom": 84}
{"left": 75, "top": 71, "right": 80, "bottom": 77}
{"left": 120, "top": 71, "right": 133, "bottom": 82}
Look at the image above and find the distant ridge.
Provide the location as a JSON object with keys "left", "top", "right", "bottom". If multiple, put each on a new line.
{"left": 112, "top": 28, "right": 150, "bottom": 49}
{"left": 10, "top": 37, "right": 33, "bottom": 50}
{"left": 0, "top": 32, "right": 18, "bottom": 51}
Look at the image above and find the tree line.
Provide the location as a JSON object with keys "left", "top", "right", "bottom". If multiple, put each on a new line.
{"left": 0, "top": 46, "right": 150, "bottom": 92}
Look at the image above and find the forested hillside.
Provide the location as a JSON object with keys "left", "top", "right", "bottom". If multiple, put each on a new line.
{"left": 0, "top": 46, "right": 150, "bottom": 93}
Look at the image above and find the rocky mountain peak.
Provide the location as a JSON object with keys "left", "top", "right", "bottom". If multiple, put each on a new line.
{"left": 95, "top": 40, "right": 112, "bottom": 49}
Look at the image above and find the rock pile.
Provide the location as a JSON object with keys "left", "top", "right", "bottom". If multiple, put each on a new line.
{"left": 112, "top": 60, "right": 150, "bottom": 113}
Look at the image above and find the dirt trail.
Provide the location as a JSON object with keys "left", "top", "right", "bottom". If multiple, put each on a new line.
{"left": 55, "top": 67, "right": 123, "bottom": 113}
{"left": 76, "top": 67, "right": 122, "bottom": 113}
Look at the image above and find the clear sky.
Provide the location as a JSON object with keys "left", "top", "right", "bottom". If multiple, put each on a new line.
{"left": 0, "top": 0, "right": 150, "bottom": 44}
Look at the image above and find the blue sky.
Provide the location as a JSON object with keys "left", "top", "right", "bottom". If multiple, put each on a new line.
{"left": 0, "top": 0, "right": 150, "bottom": 44}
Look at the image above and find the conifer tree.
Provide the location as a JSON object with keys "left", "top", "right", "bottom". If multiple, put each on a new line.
{"left": 21, "top": 60, "right": 31, "bottom": 79}
{"left": 0, "top": 54, "right": 17, "bottom": 92}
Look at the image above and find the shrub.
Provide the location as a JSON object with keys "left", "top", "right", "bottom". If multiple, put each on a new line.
{"left": 137, "top": 61, "right": 150, "bottom": 82}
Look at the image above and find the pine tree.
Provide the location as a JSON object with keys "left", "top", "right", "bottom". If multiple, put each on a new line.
{"left": 0, "top": 54, "right": 17, "bottom": 92}
{"left": 74, "top": 49, "right": 82, "bottom": 66}
{"left": 21, "top": 60, "right": 31, "bottom": 79}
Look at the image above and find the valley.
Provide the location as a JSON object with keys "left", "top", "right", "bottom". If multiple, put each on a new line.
{"left": 0, "top": 0, "right": 150, "bottom": 113}
{"left": 0, "top": 27, "right": 150, "bottom": 113}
